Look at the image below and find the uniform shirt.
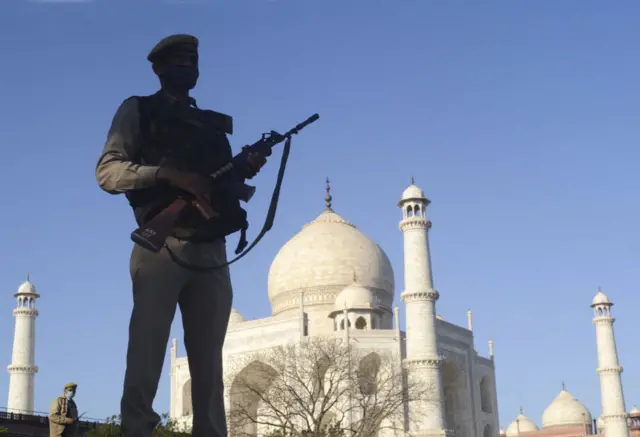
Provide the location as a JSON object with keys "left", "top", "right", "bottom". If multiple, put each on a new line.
{"left": 95, "top": 92, "right": 198, "bottom": 194}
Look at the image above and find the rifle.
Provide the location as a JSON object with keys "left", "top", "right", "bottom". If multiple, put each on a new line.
{"left": 130, "top": 113, "right": 320, "bottom": 254}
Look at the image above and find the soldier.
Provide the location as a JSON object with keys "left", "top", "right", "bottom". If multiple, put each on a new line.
{"left": 48, "top": 383, "right": 79, "bottom": 437}
{"left": 95, "top": 34, "right": 266, "bottom": 437}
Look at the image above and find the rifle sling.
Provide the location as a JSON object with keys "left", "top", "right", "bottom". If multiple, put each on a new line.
{"left": 165, "top": 135, "right": 293, "bottom": 272}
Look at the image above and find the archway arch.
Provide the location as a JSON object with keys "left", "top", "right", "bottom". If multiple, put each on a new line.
{"left": 480, "top": 377, "right": 492, "bottom": 413}
{"left": 358, "top": 352, "right": 381, "bottom": 396}
{"left": 442, "top": 360, "right": 465, "bottom": 435}
{"left": 229, "top": 360, "right": 278, "bottom": 437}
{"left": 313, "top": 354, "right": 332, "bottom": 399}
{"left": 182, "top": 379, "right": 192, "bottom": 416}
{"left": 356, "top": 353, "right": 384, "bottom": 437}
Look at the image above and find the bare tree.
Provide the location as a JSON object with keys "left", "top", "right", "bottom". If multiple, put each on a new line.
{"left": 226, "top": 337, "right": 434, "bottom": 437}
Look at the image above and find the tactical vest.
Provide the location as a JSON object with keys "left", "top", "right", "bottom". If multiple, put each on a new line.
{"left": 125, "top": 92, "right": 248, "bottom": 243}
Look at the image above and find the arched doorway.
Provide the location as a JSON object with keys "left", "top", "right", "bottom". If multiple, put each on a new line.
{"left": 442, "top": 359, "right": 469, "bottom": 437}
{"left": 358, "top": 353, "right": 383, "bottom": 437}
{"left": 182, "top": 379, "right": 192, "bottom": 416}
{"left": 480, "top": 377, "right": 493, "bottom": 413}
{"left": 228, "top": 360, "right": 278, "bottom": 437}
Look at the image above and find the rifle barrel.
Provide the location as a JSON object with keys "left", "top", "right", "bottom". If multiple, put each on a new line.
{"left": 285, "top": 113, "right": 320, "bottom": 137}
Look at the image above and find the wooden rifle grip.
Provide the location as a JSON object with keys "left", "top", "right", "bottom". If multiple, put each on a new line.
{"left": 191, "top": 197, "right": 220, "bottom": 220}
{"left": 131, "top": 198, "right": 190, "bottom": 252}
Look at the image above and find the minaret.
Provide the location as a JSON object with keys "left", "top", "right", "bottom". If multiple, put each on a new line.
{"left": 170, "top": 338, "right": 177, "bottom": 419}
{"left": 399, "top": 179, "right": 447, "bottom": 436}
{"left": 7, "top": 274, "right": 40, "bottom": 414}
{"left": 591, "top": 288, "right": 629, "bottom": 437}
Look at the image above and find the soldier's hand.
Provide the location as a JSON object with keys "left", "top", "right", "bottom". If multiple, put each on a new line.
{"left": 157, "top": 168, "right": 213, "bottom": 201}
{"left": 246, "top": 151, "right": 267, "bottom": 180}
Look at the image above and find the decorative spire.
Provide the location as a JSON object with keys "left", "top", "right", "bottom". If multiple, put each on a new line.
{"left": 324, "top": 178, "right": 333, "bottom": 210}
{"left": 562, "top": 381, "right": 566, "bottom": 390}
{"left": 26, "top": 272, "right": 30, "bottom": 282}
{"left": 411, "top": 176, "right": 415, "bottom": 185}
{"left": 520, "top": 406, "right": 524, "bottom": 415}
{"left": 352, "top": 269, "right": 357, "bottom": 284}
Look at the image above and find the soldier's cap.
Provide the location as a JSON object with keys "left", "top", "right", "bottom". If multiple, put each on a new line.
{"left": 147, "top": 34, "right": 199, "bottom": 63}
{"left": 64, "top": 383, "right": 77, "bottom": 390}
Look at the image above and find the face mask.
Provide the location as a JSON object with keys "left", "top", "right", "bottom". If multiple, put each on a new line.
{"left": 65, "top": 391, "right": 75, "bottom": 400}
{"left": 162, "top": 65, "right": 199, "bottom": 91}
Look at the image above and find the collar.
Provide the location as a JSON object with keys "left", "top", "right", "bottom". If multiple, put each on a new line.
{"left": 157, "top": 89, "right": 198, "bottom": 108}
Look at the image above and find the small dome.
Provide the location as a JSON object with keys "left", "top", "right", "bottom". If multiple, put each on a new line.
{"left": 15, "top": 277, "right": 38, "bottom": 296}
{"left": 591, "top": 289, "right": 611, "bottom": 306}
{"left": 506, "top": 413, "right": 539, "bottom": 437}
{"left": 334, "top": 283, "right": 377, "bottom": 311}
{"left": 228, "top": 308, "right": 245, "bottom": 325}
{"left": 542, "top": 389, "right": 592, "bottom": 429}
{"left": 630, "top": 407, "right": 640, "bottom": 417}
{"left": 399, "top": 181, "right": 429, "bottom": 205}
{"left": 401, "top": 184, "right": 425, "bottom": 200}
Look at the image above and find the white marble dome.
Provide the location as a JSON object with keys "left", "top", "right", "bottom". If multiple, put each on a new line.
{"left": 268, "top": 208, "right": 394, "bottom": 315}
{"left": 15, "top": 277, "right": 38, "bottom": 296}
{"left": 506, "top": 413, "right": 539, "bottom": 437}
{"left": 592, "top": 289, "right": 611, "bottom": 306}
{"left": 542, "top": 389, "right": 592, "bottom": 428}
{"left": 400, "top": 183, "right": 425, "bottom": 201}
{"left": 334, "top": 283, "right": 376, "bottom": 311}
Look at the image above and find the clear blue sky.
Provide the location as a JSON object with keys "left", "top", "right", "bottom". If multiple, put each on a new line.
{"left": 0, "top": 0, "right": 638, "bottom": 428}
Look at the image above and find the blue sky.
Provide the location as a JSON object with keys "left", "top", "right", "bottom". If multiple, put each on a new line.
{"left": 0, "top": 0, "right": 639, "bottom": 428}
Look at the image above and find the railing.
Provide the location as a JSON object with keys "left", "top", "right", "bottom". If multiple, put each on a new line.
{"left": 0, "top": 407, "right": 107, "bottom": 425}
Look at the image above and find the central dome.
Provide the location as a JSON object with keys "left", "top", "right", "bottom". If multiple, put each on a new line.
{"left": 267, "top": 208, "right": 394, "bottom": 316}
{"left": 542, "top": 389, "right": 592, "bottom": 429}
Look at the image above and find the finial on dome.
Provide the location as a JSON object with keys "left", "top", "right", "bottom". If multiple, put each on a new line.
{"left": 562, "top": 381, "right": 566, "bottom": 390}
{"left": 352, "top": 270, "right": 357, "bottom": 283}
{"left": 325, "top": 178, "right": 333, "bottom": 210}
{"left": 26, "top": 272, "right": 30, "bottom": 282}
{"left": 411, "top": 176, "right": 415, "bottom": 185}
{"left": 520, "top": 406, "right": 524, "bottom": 415}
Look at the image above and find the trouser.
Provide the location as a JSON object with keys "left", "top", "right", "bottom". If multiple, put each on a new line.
{"left": 121, "top": 236, "right": 233, "bottom": 437}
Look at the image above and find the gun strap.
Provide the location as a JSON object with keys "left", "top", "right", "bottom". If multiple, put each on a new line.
{"left": 165, "top": 136, "right": 293, "bottom": 273}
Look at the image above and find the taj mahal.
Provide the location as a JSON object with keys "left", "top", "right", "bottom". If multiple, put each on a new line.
{"left": 4, "top": 180, "right": 639, "bottom": 437}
